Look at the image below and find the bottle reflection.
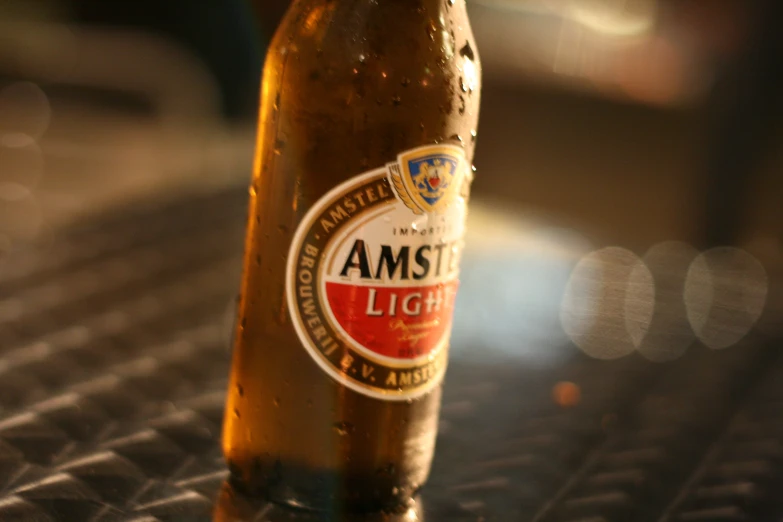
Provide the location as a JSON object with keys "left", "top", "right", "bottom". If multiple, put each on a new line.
{"left": 214, "top": 481, "right": 426, "bottom": 522}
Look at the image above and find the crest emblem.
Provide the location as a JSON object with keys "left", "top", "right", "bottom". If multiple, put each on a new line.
{"left": 388, "top": 145, "right": 466, "bottom": 215}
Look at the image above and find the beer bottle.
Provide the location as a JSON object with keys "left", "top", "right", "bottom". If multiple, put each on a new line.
{"left": 223, "top": 0, "right": 480, "bottom": 511}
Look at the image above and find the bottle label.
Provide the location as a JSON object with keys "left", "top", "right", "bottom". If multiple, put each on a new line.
{"left": 286, "top": 145, "right": 471, "bottom": 400}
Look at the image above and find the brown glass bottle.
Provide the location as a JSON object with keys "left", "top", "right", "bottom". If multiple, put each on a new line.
{"left": 223, "top": 0, "right": 480, "bottom": 512}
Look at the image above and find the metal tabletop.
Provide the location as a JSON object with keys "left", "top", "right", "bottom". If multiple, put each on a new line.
{"left": 0, "top": 187, "right": 781, "bottom": 521}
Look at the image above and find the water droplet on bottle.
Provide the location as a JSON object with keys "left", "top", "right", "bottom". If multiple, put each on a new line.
{"left": 472, "top": 165, "right": 477, "bottom": 175}
{"left": 240, "top": 317, "right": 247, "bottom": 329}
{"left": 273, "top": 397, "right": 281, "bottom": 407}
{"left": 427, "top": 20, "right": 437, "bottom": 41}
{"left": 401, "top": 77, "right": 411, "bottom": 87}
{"left": 333, "top": 421, "right": 355, "bottom": 436}
{"left": 411, "top": 222, "right": 418, "bottom": 231}
{"left": 236, "top": 384, "right": 244, "bottom": 397}
{"left": 447, "top": 0, "right": 455, "bottom": 6}
{"left": 277, "top": 224, "right": 288, "bottom": 234}
{"left": 449, "top": 134, "right": 463, "bottom": 145}
{"left": 233, "top": 408, "right": 240, "bottom": 419}
{"left": 376, "top": 463, "right": 396, "bottom": 476}
{"left": 459, "top": 42, "right": 475, "bottom": 61}
{"left": 392, "top": 95, "right": 402, "bottom": 106}
{"left": 358, "top": 53, "right": 366, "bottom": 62}
{"left": 459, "top": 77, "right": 468, "bottom": 93}
{"left": 406, "top": 399, "right": 413, "bottom": 405}
{"left": 458, "top": 95, "right": 466, "bottom": 115}
{"left": 392, "top": 487, "right": 400, "bottom": 495}
{"left": 255, "top": 254, "right": 261, "bottom": 265}
{"left": 249, "top": 185, "right": 257, "bottom": 197}
{"left": 273, "top": 92, "right": 281, "bottom": 110}
{"left": 274, "top": 139, "right": 285, "bottom": 155}
{"left": 419, "top": 122, "right": 425, "bottom": 130}
{"left": 470, "top": 129, "right": 477, "bottom": 142}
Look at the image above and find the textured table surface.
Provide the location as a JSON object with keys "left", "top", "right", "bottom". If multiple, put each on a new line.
{"left": 0, "top": 187, "right": 781, "bottom": 522}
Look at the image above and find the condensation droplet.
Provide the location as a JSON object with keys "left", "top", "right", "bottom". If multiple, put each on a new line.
{"left": 236, "top": 385, "right": 244, "bottom": 397}
{"left": 427, "top": 20, "right": 437, "bottom": 41}
{"left": 376, "top": 463, "right": 397, "bottom": 476}
{"left": 459, "top": 42, "right": 475, "bottom": 61}
{"left": 273, "top": 397, "right": 281, "bottom": 407}
{"left": 233, "top": 408, "right": 240, "bottom": 419}
{"left": 333, "top": 421, "right": 354, "bottom": 436}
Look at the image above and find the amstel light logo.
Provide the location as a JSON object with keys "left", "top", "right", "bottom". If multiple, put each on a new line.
{"left": 286, "top": 145, "right": 470, "bottom": 400}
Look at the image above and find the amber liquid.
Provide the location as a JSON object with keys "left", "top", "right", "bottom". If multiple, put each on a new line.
{"left": 223, "top": 0, "right": 481, "bottom": 511}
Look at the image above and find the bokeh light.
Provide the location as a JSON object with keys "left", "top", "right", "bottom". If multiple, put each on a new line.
{"left": 685, "top": 247, "right": 768, "bottom": 349}
{"left": 561, "top": 247, "right": 652, "bottom": 360}
{"left": 634, "top": 241, "right": 697, "bottom": 362}
{"left": 452, "top": 203, "right": 589, "bottom": 365}
{"left": 0, "top": 82, "right": 51, "bottom": 143}
{"left": 0, "top": 141, "right": 44, "bottom": 200}
{"left": 0, "top": 187, "right": 43, "bottom": 242}
{"left": 624, "top": 253, "right": 655, "bottom": 349}
{"left": 552, "top": 381, "right": 581, "bottom": 407}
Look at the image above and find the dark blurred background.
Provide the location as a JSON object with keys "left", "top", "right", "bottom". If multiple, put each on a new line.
{"left": 2, "top": 0, "right": 783, "bottom": 361}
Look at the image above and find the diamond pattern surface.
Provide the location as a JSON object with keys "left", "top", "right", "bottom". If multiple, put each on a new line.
{"left": 0, "top": 188, "right": 782, "bottom": 521}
